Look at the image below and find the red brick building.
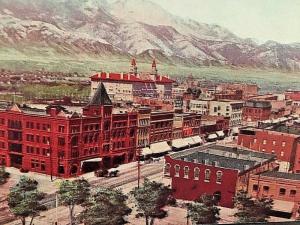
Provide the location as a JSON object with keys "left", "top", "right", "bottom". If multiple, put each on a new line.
{"left": 200, "top": 115, "right": 230, "bottom": 137}
{"left": 238, "top": 125, "right": 300, "bottom": 173}
{"left": 243, "top": 100, "right": 272, "bottom": 122}
{"left": 164, "top": 145, "right": 276, "bottom": 208}
{"left": 214, "top": 90, "right": 243, "bottom": 101}
{"left": 0, "top": 83, "right": 138, "bottom": 178}
{"left": 249, "top": 171, "right": 300, "bottom": 218}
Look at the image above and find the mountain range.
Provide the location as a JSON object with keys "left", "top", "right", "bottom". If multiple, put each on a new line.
{"left": 0, "top": 0, "right": 300, "bottom": 72}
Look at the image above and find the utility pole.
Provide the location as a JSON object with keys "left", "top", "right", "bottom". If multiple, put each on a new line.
{"left": 137, "top": 146, "right": 141, "bottom": 188}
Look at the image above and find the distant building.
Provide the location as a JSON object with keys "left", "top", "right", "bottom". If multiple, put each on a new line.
{"left": 238, "top": 124, "right": 300, "bottom": 173}
{"left": 214, "top": 89, "right": 243, "bottom": 101}
{"left": 217, "top": 83, "right": 259, "bottom": 99}
{"left": 189, "top": 99, "right": 210, "bottom": 115}
{"left": 90, "top": 59, "right": 174, "bottom": 102}
{"left": 164, "top": 145, "right": 276, "bottom": 207}
{"left": 209, "top": 100, "right": 244, "bottom": 127}
{"left": 243, "top": 100, "right": 272, "bottom": 122}
{"left": 249, "top": 171, "right": 300, "bottom": 218}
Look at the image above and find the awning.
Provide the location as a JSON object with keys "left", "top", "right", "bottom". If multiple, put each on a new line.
{"left": 141, "top": 147, "right": 152, "bottom": 156}
{"left": 150, "top": 141, "right": 171, "bottom": 154}
{"left": 216, "top": 131, "right": 225, "bottom": 137}
{"left": 183, "top": 137, "right": 196, "bottom": 145}
{"left": 207, "top": 133, "right": 218, "bottom": 139}
{"left": 191, "top": 135, "right": 203, "bottom": 144}
{"left": 172, "top": 138, "right": 189, "bottom": 149}
{"left": 81, "top": 157, "right": 102, "bottom": 167}
{"left": 272, "top": 200, "right": 294, "bottom": 213}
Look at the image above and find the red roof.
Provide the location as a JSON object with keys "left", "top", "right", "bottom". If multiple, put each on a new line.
{"left": 90, "top": 72, "right": 174, "bottom": 84}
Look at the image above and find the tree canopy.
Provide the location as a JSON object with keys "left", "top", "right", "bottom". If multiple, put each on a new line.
{"left": 234, "top": 190, "right": 273, "bottom": 223}
{"left": 58, "top": 178, "right": 90, "bottom": 225}
{"left": 78, "top": 188, "right": 131, "bottom": 225}
{"left": 188, "top": 193, "right": 220, "bottom": 225}
{"left": 7, "top": 176, "right": 45, "bottom": 225}
{"left": 0, "top": 166, "right": 9, "bottom": 185}
{"left": 130, "top": 178, "right": 173, "bottom": 225}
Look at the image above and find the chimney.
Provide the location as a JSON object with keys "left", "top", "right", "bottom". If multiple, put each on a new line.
{"left": 120, "top": 72, "right": 124, "bottom": 80}
{"left": 106, "top": 72, "right": 109, "bottom": 79}
{"left": 98, "top": 73, "right": 101, "bottom": 78}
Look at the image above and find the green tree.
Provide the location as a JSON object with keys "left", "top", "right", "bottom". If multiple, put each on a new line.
{"left": 0, "top": 166, "right": 9, "bottom": 185}
{"left": 78, "top": 188, "right": 131, "bottom": 225}
{"left": 7, "top": 176, "right": 45, "bottom": 225}
{"left": 130, "top": 178, "right": 173, "bottom": 225}
{"left": 234, "top": 190, "right": 273, "bottom": 223}
{"left": 187, "top": 193, "right": 220, "bottom": 225}
{"left": 58, "top": 179, "right": 90, "bottom": 225}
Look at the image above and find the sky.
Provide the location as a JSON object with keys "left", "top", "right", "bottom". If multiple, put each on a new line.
{"left": 151, "top": 0, "right": 300, "bottom": 44}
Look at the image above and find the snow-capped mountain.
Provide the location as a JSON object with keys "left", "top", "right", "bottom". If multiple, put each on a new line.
{"left": 0, "top": 0, "right": 299, "bottom": 71}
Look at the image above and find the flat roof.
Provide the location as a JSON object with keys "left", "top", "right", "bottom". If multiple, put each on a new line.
{"left": 170, "top": 144, "right": 274, "bottom": 173}
{"left": 261, "top": 171, "right": 300, "bottom": 181}
{"left": 267, "top": 124, "right": 300, "bottom": 136}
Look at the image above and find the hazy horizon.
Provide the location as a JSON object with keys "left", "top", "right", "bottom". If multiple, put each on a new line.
{"left": 151, "top": 0, "right": 300, "bottom": 44}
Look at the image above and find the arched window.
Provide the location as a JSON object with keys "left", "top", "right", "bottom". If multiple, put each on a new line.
{"left": 184, "top": 166, "right": 189, "bottom": 179}
{"left": 174, "top": 164, "right": 180, "bottom": 177}
{"left": 194, "top": 167, "right": 200, "bottom": 180}
{"left": 216, "top": 171, "right": 223, "bottom": 184}
{"left": 164, "top": 163, "right": 171, "bottom": 176}
{"left": 205, "top": 169, "right": 211, "bottom": 182}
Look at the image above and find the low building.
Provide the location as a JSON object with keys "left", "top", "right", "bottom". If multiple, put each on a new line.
{"left": 214, "top": 89, "right": 243, "bottom": 101}
{"left": 189, "top": 99, "right": 210, "bottom": 115}
{"left": 238, "top": 125, "right": 300, "bottom": 173}
{"left": 249, "top": 171, "right": 300, "bottom": 218}
{"left": 243, "top": 100, "right": 272, "bottom": 122}
{"left": 200, "top": 115, "right": 230, "bottom": 138}
{"left": 164, "top": 145, "right": 276, "bottom": 208}
{"left": 209, "top": 100, "right": 244, "bottom": 127}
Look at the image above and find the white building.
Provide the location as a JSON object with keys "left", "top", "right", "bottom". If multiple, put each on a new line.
{"left": 209, "top": 100, "right": 244, "bottom": 127}
{"left": 189, "top": 99, "right": 210, "bottom": 115}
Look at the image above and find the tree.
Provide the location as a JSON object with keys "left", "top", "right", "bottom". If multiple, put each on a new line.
{"left": 78, "top": 188, "right": 131, "bottom": 225}
{"left": 0, "top": 166, "right": 9, "bottom": 185}
{"left": 130, "top": 178, "right": 173, "bottom": 225}
{"left": 7, "top": 176, "right": 45, "bottom": 225}
{"left": 234, "top": 190, "right": 273, "bottom": 223}
{"left": 58, "top": 178, "right": 90, "bottom": 225}
{"left": 187, "top": 194, "right": 220, "bottom": 225}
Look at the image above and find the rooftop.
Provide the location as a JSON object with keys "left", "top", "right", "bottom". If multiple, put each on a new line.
{"left": 267, "top": 124, "right": 300, "bottom": 135}
{"left": 261, "top": 171, "right": 300, "bottom": 181}
{"left": 171, "top": 144, "right": 275, "bottom": 173}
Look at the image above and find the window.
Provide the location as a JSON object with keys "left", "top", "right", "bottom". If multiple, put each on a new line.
{"left": 205, "top": 169, "right": 211, "bottom": 182}
{"left": 290, "top": 190, "right": 296, "bottom": 196}
{"left": 273, "top": 140, "right": 276, "bottom": 145}
{"left": 282, "top": 141, "right": 286, "bottom": 147}
{"left": 174, "top": 165, "right": 180, "bottom": 177}
{"left": 279, "top": 188, "right": 286, "bottom": 196}
{"left": 184, "top": 166, "right": 189, "bottom": 179}
{"left": 58, "top": 137, "right": 65, "bottom": 146}
{"left": 194, "top": 167, "right": 200, "bottom": 180}
{"left": 280, "top": 151, "right": 284, "bottom": 157}
{"left": 263, "top": 139, "right": 267, "bottom": 145}
{"left": 58, "top": 125, "right": 65, "bottom": 133}
{"left": 263, "top": 186, "right": 269, "bottom": 193}
{"left": 252, "top": 184, "right": 258, "bottom": 191}
{"left": 164, "top": 163, "right": 171, "bottom": 176}
{"left": 40, "top": 161, "right": 46, "bottom": 171}
{"left": 216, "top": 171, "right": 223, "bottom": 184}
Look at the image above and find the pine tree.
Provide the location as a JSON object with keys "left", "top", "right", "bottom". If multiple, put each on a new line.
{"left": 234, "top": 190, "right": 273, "bottom": 223}
{"left": 0, "top": 166, "right": 9, "bottom": 185}
{"left": 78, "top": 188, "right": 131, "bottom": 225}
{"left": 187, "top": 193, "right": 220, "bottom": 225}
{"left": 130, "top": 179, "right": 173, "bottom": 225}
{"left": 7, "top": 176, "right": 45, "bottom": 225}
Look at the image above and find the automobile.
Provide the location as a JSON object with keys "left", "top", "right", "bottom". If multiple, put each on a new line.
{"left": 107, "top": 168, "right": 119, "bottom": 177}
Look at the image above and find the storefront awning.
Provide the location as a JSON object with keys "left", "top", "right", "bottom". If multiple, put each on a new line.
{"left": 141, "top": 147, "right": 152, "bottom": 156}
{"left": 231, "top": 127, "right": 239, "bottom": 134}
{"left": 81, "top": 157, "right": 102, "bottom": 167}
{"left": 183, "top": 137, "right": 196, "bottom": 145}
{"left": 150, "top": 141, "right": 171, "bottom": 154}
{"left": 272, "top": 200, "right": 294, "bottom": 213}
{"left": 207, "top": 133, "right": 218, "bottom": 140}
{"left": 191, "top": 135, "right": 203, "bottom": 144}
{"left": 172, "top": 138, "right": 189, "bottom": 149}
{"left": 216, "top": 131, "right": 225, "bottom": 137}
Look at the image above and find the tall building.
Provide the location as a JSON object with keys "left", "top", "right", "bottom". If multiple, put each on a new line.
{"left": 0, "top": 83, "right": 137, "bottom": 178}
